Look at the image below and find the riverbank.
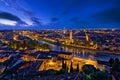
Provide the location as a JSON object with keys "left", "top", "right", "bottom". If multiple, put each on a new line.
{"left": 38, "top": 38, "right": 120, "bottom": 54}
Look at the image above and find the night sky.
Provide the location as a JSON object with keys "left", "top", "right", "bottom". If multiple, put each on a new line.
{"left": 0, "top": 0, "right": 120, "bottom": 29}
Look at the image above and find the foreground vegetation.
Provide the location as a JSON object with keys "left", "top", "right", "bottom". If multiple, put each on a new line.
{"left": 8, "top": 39, "right": 51, "bottom": 51}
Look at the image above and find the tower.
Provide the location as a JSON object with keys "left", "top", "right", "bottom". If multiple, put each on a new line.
{"left": 69, "top": 28, "right": 73, "bottom": 43}
{"left": 13, "top": 35, "right": 18, "bottom": 41}
{"left": 86, "top": 34, "right": 89, "bottom": 41}
{"left": 63, "top": 27, "right": 66, "bottom": 34}
{"left": 84, "top": 29, "right": 89, "bottom": 41}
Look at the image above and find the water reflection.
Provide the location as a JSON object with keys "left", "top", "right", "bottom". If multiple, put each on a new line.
{"left": 62, "top": 47, "right": 120, "bottom": 61}
{"left": 39, "top": 40, "right": 120, "bottom": 62}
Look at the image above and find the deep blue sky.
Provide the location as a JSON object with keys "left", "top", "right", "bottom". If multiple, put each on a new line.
{"left": 0, "top": 0, "right": 120, "bottom": 29}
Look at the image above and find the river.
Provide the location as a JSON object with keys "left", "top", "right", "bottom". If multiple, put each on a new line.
{"left": 38, "top": 40, "right": 120, "bottom": 62}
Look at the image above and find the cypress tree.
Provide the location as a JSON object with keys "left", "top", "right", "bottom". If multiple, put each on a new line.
{"left": 62, "top": 60, "right": 66, "bottom": 69}
{"left": 76, "top": 64, "right": 79, "bottom": 72}
{"left": 109, "top": 58, "right": 114, "bottom": 67}
{"left": 70, "top": 62, "right": 74, "bottom": 73}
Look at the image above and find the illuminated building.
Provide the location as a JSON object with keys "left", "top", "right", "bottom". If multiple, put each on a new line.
{"left": 69, "top": 28, "right": 73, "bottom": 43}
{"left": 37, "top": 52, "right": 99, "bottom": 71}
{"left": 84, "top": 29, "right": 89, "bottom": 41}
{"left": 39, "top": 56, "right": 98, "bottom": 72}
{"left": 63, "top": 27, "right": 66, "bottom": 34}
{"left": 13, "top": 35, "right": 18, "bottom": 41}
{"left": 0, "top": 57, "right": 8, "bottom": 62}
{"left": 21, "top": 55, "right": 36, "bottom": 61}
{"left": 58, "top": 52, "right": 73, "bottom": 59}
{"left": 0, "top": 66, "right": 6, "bottom": 74}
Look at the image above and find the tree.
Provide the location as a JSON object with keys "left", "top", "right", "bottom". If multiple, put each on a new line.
{"left": 82, "top": 64, "right": 97, "bottom": 75}
{"left": 62, "top": 60, "right": 66, "bottom": 69}
{"left": 76, "top": 64, "right": 79, "bottom": 72}
{"left": 59, "top": 60, "right": 67, "bottom": 74}
{"left": 90, "top": 71, "right": 112, "bottom": 80}
{"left": 114, "top": 58, "right": 119, "bottom": 64}
{"left": 70, "top": 62, "right": 74, "bottom": 73}
{"left": 112, "top": 58, "right": 120, "bottom": 71}
{"left": 109, "top": 58, "right": 114, "bottom": 67}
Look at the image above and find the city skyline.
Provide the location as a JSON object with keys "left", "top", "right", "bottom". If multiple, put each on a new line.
{"left": 0, "top": 1, "right": 120, "bottom": 79}
{"left": 0, "top": 0, "right": 120, "bottom": 29}
{"left": 0, "top": 29, "right": 120, "bottom": 80}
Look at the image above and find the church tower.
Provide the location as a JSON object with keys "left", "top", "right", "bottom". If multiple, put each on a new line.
{"left": 63, "top": 27, "right": 66, "bottom": 34}
{"left": 84, "top": 29, "right": 89, "bottom": 41}
{"left": 69, "top": 28, "right": 73, "bottom": 43}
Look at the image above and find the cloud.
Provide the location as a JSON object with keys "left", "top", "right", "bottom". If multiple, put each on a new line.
{"left": 71, "top": 0, "right": 84, "bottom": 7}
{"left": 91, "top": 8, "right": 120, "bottom": 24}
{"left": 19, "top": 6, "right": 42, "bottom": 26}
{"left": 0, "top": 12, "right": 21, "bottom": 21}
{"left": 0, "top": 19, "right": 17, "bottom": 26}
{"left": 70, "top": 17, "right": 80, "bottom": 22}
{"left": 50, "top": 17, "right": 59, "bottom": 22}
{"left": 31, "top": 17, "right": 41, "bottom": 25}
{"left": 62, "top": 10, "right": 71, "bottom": 15}
{"left": 0, "top": 0, "right": 41, "bottom": 26}
{"left": 0, "top": 12, "right": 26, "bottom": 26}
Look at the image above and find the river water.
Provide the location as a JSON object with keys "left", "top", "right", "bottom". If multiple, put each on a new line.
{"left": 39, "top": 40, "right": 120, "bottom": 62}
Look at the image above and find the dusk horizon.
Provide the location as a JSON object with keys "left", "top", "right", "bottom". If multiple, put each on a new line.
{"left": 0, "top": 0, "right": 120, "bottom": 29}
{"left": 0, "top": 0, "right": 120, "bottom": 80}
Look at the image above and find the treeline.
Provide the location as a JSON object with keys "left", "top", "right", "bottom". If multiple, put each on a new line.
{"left": 8, "top": 40, "right": 51, "bottom": 51}
{"left": 109, "top": 58, "right": 120, "bottom": 80}
{"left": 58, "top": 60, "right": 79, "bottom": 74}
